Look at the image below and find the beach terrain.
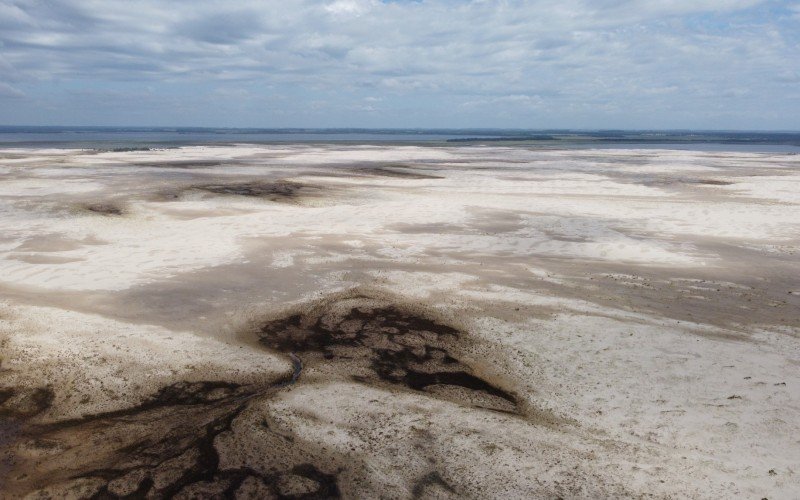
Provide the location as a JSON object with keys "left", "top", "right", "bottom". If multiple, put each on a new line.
{"left": 0, "top": 144, "right": 798, "bottom": 498}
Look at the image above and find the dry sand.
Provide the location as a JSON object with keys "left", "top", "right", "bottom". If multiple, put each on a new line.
{"left": 0, "top": 144, "right": 798, "bottom": 498}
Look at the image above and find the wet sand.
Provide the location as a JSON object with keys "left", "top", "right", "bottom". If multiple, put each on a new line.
{"left": 0, "top": 144, "right": 799, "bottom": 498}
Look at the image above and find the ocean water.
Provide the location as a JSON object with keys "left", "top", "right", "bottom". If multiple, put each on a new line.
{"left": 0, "top": 126, "right": 798, "bottom": 153}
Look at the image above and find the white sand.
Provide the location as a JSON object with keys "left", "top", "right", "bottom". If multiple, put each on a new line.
{"left": 0, "top": 145, "right": 798, "bottom": 498}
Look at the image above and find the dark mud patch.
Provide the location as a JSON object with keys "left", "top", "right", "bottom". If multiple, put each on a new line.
{"left": 641, "top": 177, "right": 734, "bottom": 187}
{"left": 155, "top": 180, "right": 322, "bottom": 203}
{"left": 541, "top": 231, "right": 593, "bottom": 243}
{"left": 3, "top": 379, "right": 343, "bottom": 499}
{"left": 0, "top": 386, "right": 54, "bottom": 419}
{"left": 134, "top": 160, "right": 222, "bottom": 169}
{"left": 257, "top": 293, "right": 520, "bottom": 414}
{"left": 196, "top": 181, "right": 305, "bottom": 199}
{"left": 355, "top": 166, "right": 444, "bottom": 180}
{"left": 2, "top": 292, "right": 524, "bottom": 498}
{"left": 693, "top": 179, "right": 734, "bottom": 186}
{"left": 105, "top": 147, "right": 155, "bottom": 153}
{"left": 82, "top": 202, "right": 125, "bottom": 216}
{"left": 412, "top": 471, "right": 456, "bottom": 498}
{"left": 1, "top": 386, "right": 55, "bottom": 489}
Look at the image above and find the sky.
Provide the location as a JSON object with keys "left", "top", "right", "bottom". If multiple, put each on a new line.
{"left": 0, "top": 0, "right": 798, "bottom": 130}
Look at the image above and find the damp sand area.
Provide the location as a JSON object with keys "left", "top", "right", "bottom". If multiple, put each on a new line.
{"left": 0, "top": 144, "right": 799, "bottom": 498}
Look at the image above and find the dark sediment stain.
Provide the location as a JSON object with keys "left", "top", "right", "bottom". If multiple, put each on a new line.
{"left": 640, "top": 177, "right": 734, "bottom": 187}
{"left": 541, "top": 231, "right": 593, "bottom": 243}
{"left": 155, "top": 180, "right": 321, "bottom": 203}
{"left": 257, "top": 293, "right": 520, "bottom": 414}
{"left": 693, "top": 179, "right": 734, "bottom": 185}
{"left": 83, "top": 202, "right": 125, "bottom": 216}
{"left": 2, "top": 292, "right": 521, "bottom": 498}
{"left": 0, "top": 386, "right": 54, "bottom": 419}
{"left": 105, "top": 147, "right": 155, "bottom": 153}
{"left": 195, "top": 181, "right": 305, "bottom": 199}
{"left": 412, "top": 471, "right": 457, "bottom": 499}
{"left": 1, "top": 386, "right": 55, "bottom": 491}
{"left": 355, "top": 166, "right": 444, "bottom": 180}
{"left": 3, "top": 379, "right": 343, "bottom": 499}
{"left": 134, "top": 160, "right": 222, "bottom": 169}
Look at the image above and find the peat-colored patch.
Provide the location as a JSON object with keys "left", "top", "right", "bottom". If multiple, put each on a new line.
{"left": 5, "top": 379, "right": 342, "bottom": 499}
{"left": 412, "top": 471, "right": 457, "bottom": 499}
{"left": 156, "top": 180, "right": 321, "bottom": 203}
{"left": 83, "top": 203, "right": 124, "bottom": 216}
{"left": 258, "top": 294, "right": 519, "bottom": 413}
{"left": 356, "top": 166, "right": 444, "bottom": 180}
{"left": 195, "top": 181, "right": 305, "bottom": 199}
{"left": 135, "top": 160, "right": 221, "bottom": 168}
{"left": 693, "top": 179, "right": 733, "bottom": 185}
{"left": 0, "top": 386, "right": 54, "bottom": 419}
{"left": 3, "top": 292, "right": 518, "bottom": 498}
{"left": 641, "top": 177, "right": 734, "bottom": 187}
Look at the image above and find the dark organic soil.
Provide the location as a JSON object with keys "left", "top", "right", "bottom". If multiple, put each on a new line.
{"left": 355, "top": 166, "right": 443, "bottom": 180}
{"left": 5, "top": 381, "right": 341, "bottom": 499}
{"left": 693, "top": 179, "right": 733, "bottom": 185}
{"left": 84, "top": 203, "right": 124, "bottom": 216}
{"left": 258, "top": 295, "right": 519, "bottom": 413}
{"left": 2, "top": 292, "right": 513, "bottom": 498}
{"left": 195, "top": 181, "right": 306, "bottom": 199}
{"left": 156, "top": 180, "right": 319, "bottom": 203}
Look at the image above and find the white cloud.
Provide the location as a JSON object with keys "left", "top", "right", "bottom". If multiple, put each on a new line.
{"left": 0, "top": 0, "right": 795, "bottom": 128}
{"left": 0, "top": 82, "right": 24, "bottom": 98}
{"left": 325, "top": 0, "right": 375, "bottom": 17}
{"left": 461, "top": 94, "right": 544, "bottom": 110}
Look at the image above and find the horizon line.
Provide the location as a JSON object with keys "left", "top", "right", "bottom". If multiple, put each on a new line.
{"left": 1, "top": 125, "right": 800, "bottom": 134}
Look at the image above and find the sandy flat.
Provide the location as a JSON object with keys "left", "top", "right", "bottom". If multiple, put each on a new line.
{"left": 0, "top": 144, "right": 798, "bottom": 498}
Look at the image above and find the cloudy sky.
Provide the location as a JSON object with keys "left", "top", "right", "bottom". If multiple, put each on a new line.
{"left": 0, "top": 0, "right": 798, "bottom": 129}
